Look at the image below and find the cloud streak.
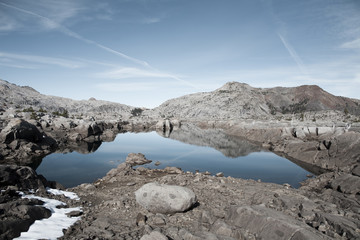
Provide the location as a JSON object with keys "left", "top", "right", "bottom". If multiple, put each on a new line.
{"left": 0, "top": 1, "right": 149, "bottom": 67}
{"left": 0, "top": 1, "right": 201, "bottom": 91}
{"left": 0, "top": 52, "right": 83, "bottom": 68}
{"left": 277, "top": 33, "right": 307, "bottom": 74}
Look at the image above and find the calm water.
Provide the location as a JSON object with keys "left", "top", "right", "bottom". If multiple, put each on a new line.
{"left": 36, "top": 128, "right": 311, "bottom": 188}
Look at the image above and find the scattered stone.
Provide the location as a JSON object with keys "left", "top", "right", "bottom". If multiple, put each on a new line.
{"left": 66, "top": 210, "right": 83, "bottom": 217}
{"left": 136, "top": 213, "right": 147, "bottom": 226}
{"left": 163, "top": 167, "right": 183, "bottom": 174}
{"left": 215, "top": 172, "right": 224, "bottom": 177}
{"left": 126, "top": 153, "right": 152, "bottom": 166}
{"left": 135, "top": 182, "right": 197, "bottom": 214}
{"left": 155, "top": 161, "right": 161, "bottom": 166}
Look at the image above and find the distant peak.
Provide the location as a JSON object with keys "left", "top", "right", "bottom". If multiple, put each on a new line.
{"left": 217, "top": 82, "right": 252, "bottom": 91}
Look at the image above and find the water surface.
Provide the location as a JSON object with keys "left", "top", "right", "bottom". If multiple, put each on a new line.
{"left": 36, "top": 128, "right": 311, "bottom": 188}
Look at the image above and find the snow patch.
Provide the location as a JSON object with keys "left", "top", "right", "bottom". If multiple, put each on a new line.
{"left": 46, "top": 187, "right": 80, "bottom": 200}
{"left": 14, "top": 194, "right": 81, "bottom": 240}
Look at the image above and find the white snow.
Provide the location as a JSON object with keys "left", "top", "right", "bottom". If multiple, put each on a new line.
{"left": 14, "top": 193, "right": 81, "bottom": 240}
{"left": 46, "top": 187, "right": 80, "bottom": 200}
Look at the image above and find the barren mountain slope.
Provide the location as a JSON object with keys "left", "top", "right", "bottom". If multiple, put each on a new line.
{"left": 0, "top": 79, "right": 133, "bottom": 118}
{"left": 153, "top": 82, "right": 360, "bottom": 120}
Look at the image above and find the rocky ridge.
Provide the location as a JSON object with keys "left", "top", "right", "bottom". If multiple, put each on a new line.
{"left": 152, "top": 82, "right": 360, "bottom": 120}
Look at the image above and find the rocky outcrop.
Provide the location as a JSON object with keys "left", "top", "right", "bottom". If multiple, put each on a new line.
{"left": 135, "top": 182, "right": 197, "bottom": 214}
{"left": 0, "top": 119, "right": 43, "bottom": 144}
{"left": 0, "top": 119, "right": 57, "bottom": 166}
{"left": 0, "top": 165, "right": 55, "bottom": 239}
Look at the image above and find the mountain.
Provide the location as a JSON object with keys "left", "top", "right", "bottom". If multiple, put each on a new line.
{"left": 0, "top": 79, "right": 134, "bottom": 119}
{"left": 153, "top": 82, "right": 360, "bottom": 120}
{"left": 1, "top": 79, "right": 359, "bottom": 121}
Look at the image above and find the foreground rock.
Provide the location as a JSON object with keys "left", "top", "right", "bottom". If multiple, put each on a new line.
{"left": 0, "top": 165, "right": 61, "bottom": 239}
{"left": 135, "top": 182, "right": 197, "bottom": 214}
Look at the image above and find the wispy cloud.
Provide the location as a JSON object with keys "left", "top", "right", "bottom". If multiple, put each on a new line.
{"left": 0, "top": 1, "right": 149, "bottom": 67}
{"left": 97, "top": 67, "right": 175, "bottom": 79}
{"left": 277, "top": 33, "right": 306, "bottom": 74}
{"left": 0, "top": 1, "right": 199, "bottom": 91}
{"left": 0, "top": 52, "right": 83, "bottom": 68}
{"left": 341, "top": 38, "right": 360, "bottom": 50}
{"left": 142, "top": 17, "right": 161, "bottom": 24}
{"left": 96, "top": 82, "right": 162, "bottom": 92}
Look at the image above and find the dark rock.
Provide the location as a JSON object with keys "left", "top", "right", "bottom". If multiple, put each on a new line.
{"left": 0, "top": 165, "right": 47, "bottom": 190}
{"left": 0, "top": 119, "right": 43, "bottom": 144}
{"left": 0, "top": 199, "right": 51, "bottom": 240}
{"left": 66, "top": 210, "right": 83, "bottom": 217}
{"left": 352, "top": 165, "right": 360, "bottom": 177}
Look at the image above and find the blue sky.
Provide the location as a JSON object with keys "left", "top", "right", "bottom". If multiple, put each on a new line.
{"left": 0, "top": 0, "right": 359, "bottom": 108}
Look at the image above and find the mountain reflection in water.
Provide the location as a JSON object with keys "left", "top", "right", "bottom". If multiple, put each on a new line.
{"left": 36, "top": 124, "right": 311, "bottom": 188}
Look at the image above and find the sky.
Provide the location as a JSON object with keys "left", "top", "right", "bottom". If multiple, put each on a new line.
{"left": 0, "top": 0, "right": 359, "bottom": 108}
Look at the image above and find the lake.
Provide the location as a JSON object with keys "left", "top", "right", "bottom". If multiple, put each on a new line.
{"left": 36, "top": 125, "right": 312, "bottom": 188}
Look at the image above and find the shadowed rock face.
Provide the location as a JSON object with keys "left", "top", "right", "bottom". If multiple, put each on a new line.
{"left": 161, "top": 122, "right": 262, "bottom": 158}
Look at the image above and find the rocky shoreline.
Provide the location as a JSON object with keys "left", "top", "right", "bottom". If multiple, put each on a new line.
{"left": 1, "top": 115, "right": 359, "bottom": 239}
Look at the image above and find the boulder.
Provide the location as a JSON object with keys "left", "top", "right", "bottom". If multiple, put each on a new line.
{"left": 135, "top": 182, "right": 197, "bottom": 214}
{"left": 330, "top": 174, "right": 360, "bottom": 194}
{"left": 226, "top": 205, "right": 328, "bottom": 239}
{"left": 140, "top": 231, "right": 168, "bottom": 240}
{"left": 126, "top": 153, "right": 152, "bottom": 166}
{"left": 0, "top": 119, "right": 43, "bottom": 144}
{"left": 0, "top": 165, "right": 48, "bottom": 190}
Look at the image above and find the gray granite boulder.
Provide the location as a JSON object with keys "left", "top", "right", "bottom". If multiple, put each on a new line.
{"left": 135, "top": 182, "right": 196, "bottom": 214}
{"left": 140, "top": 231, "right": 168, "bottom": 240}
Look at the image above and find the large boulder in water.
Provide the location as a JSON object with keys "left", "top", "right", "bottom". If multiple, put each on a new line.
{"left": 135, "top": 182, "right": 197, "bottom": 214}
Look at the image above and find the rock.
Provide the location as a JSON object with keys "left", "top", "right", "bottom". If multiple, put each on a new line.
{"left": 0, "top": 165, "right": 47, "bottom": 190}
{"left": 155, "top": 161, "right": 161, "bottom": 166}
{"left": 215, "top": 172, "right": 224, "bottom": 177}
{"left": 226, "top": 205, "right": 328, "bottom": 239}
{"left": 140, "top": 231, "right": 168, "bottom": 240}
{"left": 126, "top": 153, "right": 152, "bottom": 166}
{"left": 352, "top": 165, "right": 360, "bottom": 177}
{"left": 163, "top": 167, "right": 183, "bottom": 174}
{"left": 150, "top": 213, "right": 166, "bottom": 226}
{"left": 135, "top": 182, "right": 197, "bottom": 214}
{"left": 0, "top": 198, "right": 52, "bottom": 240}
{"left": 66, "top": 210, "right": 83, "bottom": 217}
{"left": 330, "top": 174, "right": 360, "bottom": 194}
{"left": 136, "top": 213, "right": 147, "bottom": 226}
{"left": 0, "top": 119, "right": 43, "bottom": 144}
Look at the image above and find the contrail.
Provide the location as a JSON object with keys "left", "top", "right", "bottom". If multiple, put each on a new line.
{"left": 0, "top": 1, "right": 149, "bottom": 67}
{"left": 278, "top": 33, "right": 307, "bottom": 74}
{"left": 0, "top": 1, "right": 200, "bottom": 89}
